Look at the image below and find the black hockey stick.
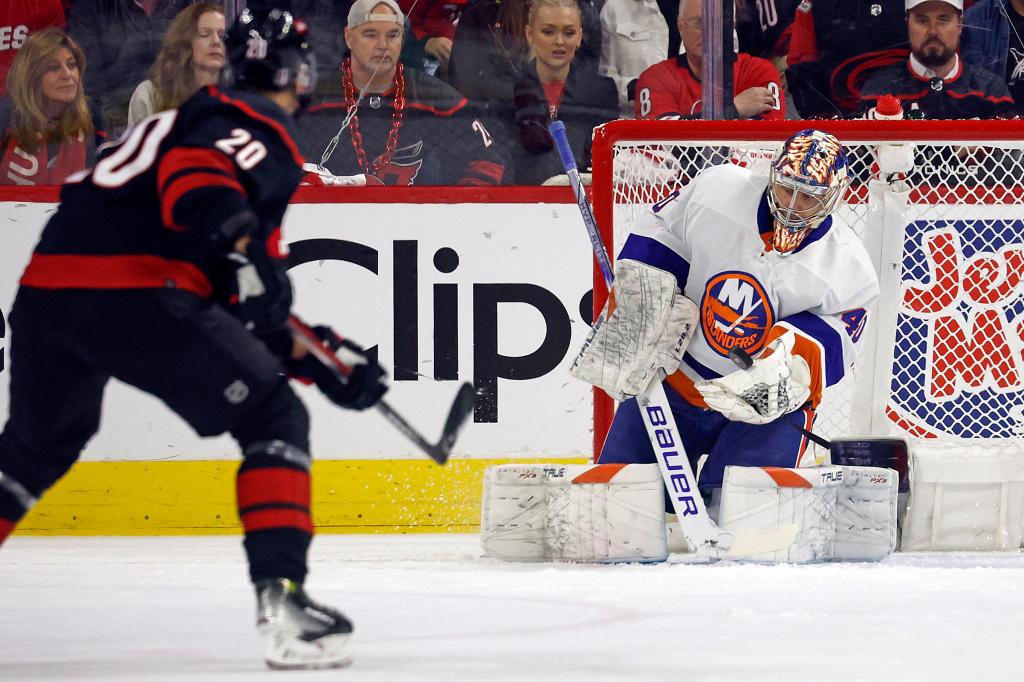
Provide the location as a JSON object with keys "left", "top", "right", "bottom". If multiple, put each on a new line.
{"left": 288, "top": 317, "right": 474, "bottom": 465}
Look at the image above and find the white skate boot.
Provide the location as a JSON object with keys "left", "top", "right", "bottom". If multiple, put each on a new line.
{"left": 255, "top": 578, "right": 353, "bottom": 670}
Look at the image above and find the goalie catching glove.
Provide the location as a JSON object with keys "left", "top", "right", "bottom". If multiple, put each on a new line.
{"left": 695, "top": 331, "right": 811, "bottom": 424}
{"left": 287, "top": 326, "right": 388, "bottom": 411}
{"left": 570, "top": 259, "right": 697, "bottom": 401}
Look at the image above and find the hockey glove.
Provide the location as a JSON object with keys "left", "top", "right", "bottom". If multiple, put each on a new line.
{"left": 287, "top": 326, "right": 389, "bottom": 411}
{"left": 695, "top": 331, "right": 812, "bottom": 424}
{"left": 570, "top": 259, "right": 697, "bottom": 401}
{"left": 227, "top": 236, "right": 293, "bottom": 335}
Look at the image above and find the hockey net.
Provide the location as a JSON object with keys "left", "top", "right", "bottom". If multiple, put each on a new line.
{"left": 590, "top": 120, "right": 1024, "bottom": 548}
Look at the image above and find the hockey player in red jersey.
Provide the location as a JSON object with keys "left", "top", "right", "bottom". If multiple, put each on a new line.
{"left": 0, "top": 7, "right": 385, "bottom": 670}
{"left": 635, "top": 0, "right": 785, "bottom": 120}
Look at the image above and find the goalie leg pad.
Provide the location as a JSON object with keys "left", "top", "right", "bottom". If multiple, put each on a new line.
{"left": 834, "top": 466, "right": 898, "bottom": 561}
{"left": 719, "top": 465, "right": 843, "bottom": 563}
{"left": 480, "top": 463, "right": 668, "bottom": 563}
{"left": 570, "top": 259, "right": 697, "bottom": 401}
{"left": 719, "top": 465, "right": 899, "bottom": 562}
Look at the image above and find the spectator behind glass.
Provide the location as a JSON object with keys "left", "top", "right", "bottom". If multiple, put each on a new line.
{"left": 635, "top": 0, "right": 784, "bottom": 119}
{"left": 68, "top": 0, "right": 192, "bottom": 136}
{"left": 448, "top": 0, "right": 602, "bottom": 106}
{"left": 0, "top": 27, "right": 93, "bottom": 185}
{"left": 506, "top": 0, "right": 617, "bottom": 184}
{"left": 736, "top": 0, "right": 800, "bottom": 60}
{"left": 1, "top": 0, "right": 67, "bottom": 98}
{"left": 599, "top": 0, "right": 668, "bottom": 116}
{"left": 859, "top": 0, "right": 1014, "bottom": 118}
{"left": 962, "top": 0, "right": 1024, "bottom": 115}
{"left": 784, "top": 0, "right": 909, "bottom": 117}
{"left": 398, "top": 0, "right": 467, "bottom": 77}
{"left": 447, "top": 0, "right": 532, "bottom": 105}
{"left": 127, "top": 1, "right": 225, "bottom": 126}
{"left": 295, "top": 0, "right": 506, "bottom": 185}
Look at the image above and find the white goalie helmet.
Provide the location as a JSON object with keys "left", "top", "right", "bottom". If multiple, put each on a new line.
{"left": 767, "top": 129, "right": 850, "bottom": 253}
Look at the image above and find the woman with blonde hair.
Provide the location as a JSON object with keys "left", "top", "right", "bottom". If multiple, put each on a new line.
{"left": 0, "top": 27, "right": 93, "bottom": 186}
{"left": 127, "top": 1, "right": 226, "bottom": 126}
{"left": 448, "top": 0, "right": 601, "bottom": 105}
{"left": 507, "top": 0, "right": 617, "bottom": 183}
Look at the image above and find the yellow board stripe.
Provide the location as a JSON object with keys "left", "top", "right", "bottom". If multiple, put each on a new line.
{"left": 15, "top": 458, "right": 588, "bottom": 536}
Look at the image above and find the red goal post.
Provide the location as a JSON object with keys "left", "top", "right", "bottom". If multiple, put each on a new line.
{"left": 589, "top": 119, "right": 1024, "bottom": 472}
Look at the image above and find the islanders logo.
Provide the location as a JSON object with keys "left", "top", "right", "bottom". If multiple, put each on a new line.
{"left": 700, "top": 272, "right": 774, "bottom": 356}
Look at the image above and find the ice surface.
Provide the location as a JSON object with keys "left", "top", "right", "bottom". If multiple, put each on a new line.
{"left": 3, "top": 535, "right": 1024, "bottom": 681}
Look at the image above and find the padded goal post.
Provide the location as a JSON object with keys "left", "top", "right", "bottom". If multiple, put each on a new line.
{"left": 588, "top": 120, "right": 1024, "bottom": 547}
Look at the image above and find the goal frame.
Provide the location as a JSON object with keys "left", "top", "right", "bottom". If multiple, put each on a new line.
{"left": 589, "top": 118, "right": 1024, "bottom": 458}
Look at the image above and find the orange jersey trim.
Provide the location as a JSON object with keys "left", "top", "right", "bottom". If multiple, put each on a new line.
{"left": 761, "top": 325, "right": 824, "bottom": 407}
{"left": 571, "top": 463, "right": 628, "bottom": 484}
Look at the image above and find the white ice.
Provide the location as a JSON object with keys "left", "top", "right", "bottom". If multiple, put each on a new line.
{"left": 3, "top": 535, "right": 1024, "bottom": 681}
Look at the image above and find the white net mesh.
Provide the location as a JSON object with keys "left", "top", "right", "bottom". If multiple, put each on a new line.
{"left": 596, "top": 125, "right": 1024, "bottom": 463}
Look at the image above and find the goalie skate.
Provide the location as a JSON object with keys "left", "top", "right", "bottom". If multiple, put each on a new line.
{"left": 255, "top": 578, "right": 354, "bottom": 670}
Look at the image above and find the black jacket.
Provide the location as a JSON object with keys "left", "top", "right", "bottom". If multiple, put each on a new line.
{"left": 860, "top": 60, "right": 1015, "bottom": 119}
{"left": 296, "top": 66, "right": 507, "bottom": 185}
{"left": 502, "top": 61, "right": 617, "bottom": 184}
{"left": 447, "top": 0, "right": 603, "bottom": 105}
{"left": 785, "top": 0, "right": 909, "bottom": 117}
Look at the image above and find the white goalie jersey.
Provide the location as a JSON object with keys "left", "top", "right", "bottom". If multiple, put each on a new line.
{"left": 619, "top": 163, "right": 880, "bottom": 407}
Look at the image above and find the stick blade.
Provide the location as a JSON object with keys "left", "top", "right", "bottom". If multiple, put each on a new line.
{"left": 433, "top": 382, "right": 475, "bottom": 464}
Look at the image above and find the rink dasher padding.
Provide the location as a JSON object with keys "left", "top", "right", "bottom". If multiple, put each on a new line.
{"left": 0, "top": 186, "right": 598, "bottom": 534}
{"left": 15, "top": 457, "right": 588, "bottom": 535}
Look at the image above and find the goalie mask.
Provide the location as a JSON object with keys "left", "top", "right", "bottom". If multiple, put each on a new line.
{"left": 766, "top": 129, "right": 849, "bottom": 254}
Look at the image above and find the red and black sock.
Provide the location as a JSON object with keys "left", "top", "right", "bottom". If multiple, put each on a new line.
{"left": 236, "top": 441, "right": 314, "bottom": 583}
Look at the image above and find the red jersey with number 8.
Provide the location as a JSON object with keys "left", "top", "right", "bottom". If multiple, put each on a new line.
{"left": 635, "top": 53, "right": 785, "bottom": 120}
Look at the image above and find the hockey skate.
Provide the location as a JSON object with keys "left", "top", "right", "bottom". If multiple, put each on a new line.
{"left": 255, "top": 578, "right": 353, "bottom": 670}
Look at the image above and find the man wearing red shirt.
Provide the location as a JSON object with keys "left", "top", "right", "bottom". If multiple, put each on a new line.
{"left": 635, "top": 0, "right": 785, "bottom": 119}
{"left": 0, "top": 0, "right": 66, "bottom": 98}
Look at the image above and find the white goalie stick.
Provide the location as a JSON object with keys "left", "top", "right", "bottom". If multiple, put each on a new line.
{"left": 287, "top": 317, "right": 474, "bottom": 465}
{"left": 549, "top": 121, "right": 799, "bottom": 559}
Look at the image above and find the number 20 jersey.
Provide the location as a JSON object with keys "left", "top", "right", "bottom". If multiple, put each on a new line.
{"left": 619, "top": 162, "right": 880, "bottom": 408}
{"left": 20, "top": 86, "right": 304, "bottom": 300}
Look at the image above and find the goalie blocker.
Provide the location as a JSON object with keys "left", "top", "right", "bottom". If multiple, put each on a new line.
{"left": 481, "top": 463, "right": 898, "bottom": 563}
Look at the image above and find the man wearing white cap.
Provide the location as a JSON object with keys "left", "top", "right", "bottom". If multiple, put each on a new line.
{"left": 859, "top": 0, "right": 1015, "bottom": 118}
{"left": 296, "top": 0, "right": 506, "bottom": 185}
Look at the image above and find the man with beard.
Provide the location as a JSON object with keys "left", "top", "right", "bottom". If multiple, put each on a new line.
{"left": 859, "top": 0, "right": 1015, "bottom": 119}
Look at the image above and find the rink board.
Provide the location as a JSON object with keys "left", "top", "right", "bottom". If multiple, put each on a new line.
{"left": 16, "top": 457, "right": 588, "bottom": 535}
{"left": 0, "top": 187, "right": 597, "bottom": 534}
